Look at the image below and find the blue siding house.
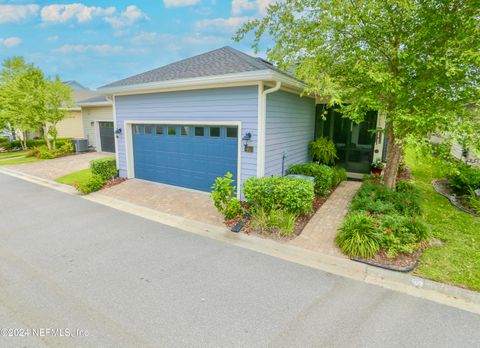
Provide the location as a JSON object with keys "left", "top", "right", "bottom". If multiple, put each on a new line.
{"left": 97, "top": 47, "right": 323, "bottom": 195}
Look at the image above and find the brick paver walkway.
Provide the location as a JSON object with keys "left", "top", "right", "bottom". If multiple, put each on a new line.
{"left": 5, "top": 152, "right": 110, "bottom": 180}
{"left": 289, "top": 181, "right": 361, "bottom": 256}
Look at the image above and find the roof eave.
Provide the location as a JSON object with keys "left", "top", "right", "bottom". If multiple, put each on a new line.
{"left": 78, "top": 102, "right": 113, "bottom": 107}
{"left": 97, "top": 70, "right": 306, "bottom": 95}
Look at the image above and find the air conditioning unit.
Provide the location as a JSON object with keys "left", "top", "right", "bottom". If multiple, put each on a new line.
{"left": 72, "top": 138, "right": 88, "bottom": 153}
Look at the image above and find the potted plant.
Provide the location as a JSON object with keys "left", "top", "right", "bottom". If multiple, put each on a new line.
{"left": 371, "top": 160, "right": 385, "bottom": 175}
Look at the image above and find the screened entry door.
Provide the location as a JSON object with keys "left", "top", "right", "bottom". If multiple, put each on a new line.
{"left": 132, "top": 124, "right": 238, "bottom": 192}
{"left": 315, "top": 107, "right": 377, "bottom": 173}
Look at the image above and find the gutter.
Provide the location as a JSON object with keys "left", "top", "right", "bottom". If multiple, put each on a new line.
{"left": 257, "top": 81, "right": 281, "bottom": 177}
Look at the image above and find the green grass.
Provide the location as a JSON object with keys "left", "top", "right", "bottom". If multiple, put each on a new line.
{"left": 0, "top": 156, "right": 42, "bottom": 165}
{"left": 55, "top": 168, "right": 93, "bottom": 186}
{"left": 0, "top": 150, "right": 28, "bottom": 160}
{"left": 406, "top": 148, "right": 480, "bottom": 291}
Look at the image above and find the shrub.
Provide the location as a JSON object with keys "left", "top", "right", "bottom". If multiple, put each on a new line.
{"left": 74, "top": 174, "right": 106, "bottom": 194}
{"left": 90, "top": 157, "right": 117, "bottom": 180}
{"left": 35, "top": 145, "right": 56, "bottom": 159}
{"left": 308, "top": 137, "right": 338, "bottom": 165}
{"left": 287, "top": 163, "right": 345, "bottom": 196}
{"left": 25, "top": 148, "right": 39, "bottom": 157}
{"left": 395, "top": 179, "right": 417, "bottom": 194}
{"left": 56, "top": 141, "right": 74, "bottom": 156}
{"left": 363, "top": 174, "right": 383, "bottom": 184}
{"left": 448, "top": 163, "right": 480, "bottom": 194}
{"left": 467, "top": 188, "right": 480, "bottom": 215}
{"left": 336, "top": 212, "right": 382, "bottom": 258}
{"left": 243, "top": 176, "right": 314, "bottom": 215}
{"left": 2, "top": 138, "right": 72, "bottom": 150}
{"left": 211, "top": 172, "right": 243, "bottom": 219}
{"left": 251, "top": 208, "right": 297, "bottom": 237}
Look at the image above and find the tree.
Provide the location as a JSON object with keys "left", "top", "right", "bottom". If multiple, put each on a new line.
{"left": 0, "top": 57, "right": 44, "bottom": 149}
{"left": 235, "top": 0, "right": 480, "bottom": 188}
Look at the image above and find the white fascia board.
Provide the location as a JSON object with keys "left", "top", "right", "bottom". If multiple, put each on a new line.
{"left": 78, "top": 102, "right": 113, "bottom": 107}
{"left": 97, "top": 70, "right": 306, "bottom": 96}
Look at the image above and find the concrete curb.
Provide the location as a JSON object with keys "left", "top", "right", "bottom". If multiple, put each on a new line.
{"left": 1, "top": 166, "right": 480, "bottom": 315}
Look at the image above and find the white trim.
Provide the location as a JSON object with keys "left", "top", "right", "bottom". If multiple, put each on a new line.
{"left": 123, "top": 120, "right": 242, "bottom": 199}
{"left": 112, "top": 96, "right": 120, "bottom": 171}
{"left": 94, "top": 120, "right": 114, "bottom": 152}
{"left": 257, "top": 81, "right": 282, "bottom": 177}
{"left": 256, "top": 82, "right": 263, "bottom": 176}
{"left": 373, "top": 112, "right": 386, "bottom": 162}
{"left": 98, "top": 70, "right": 305, "bottom": 96}
{"left": 78, "top": 102, "right": 112, "bottom": 107}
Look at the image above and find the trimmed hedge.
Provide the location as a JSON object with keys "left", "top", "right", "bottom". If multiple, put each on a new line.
{"left": 243, "top": 176, "right": 314, "bottom": 215}
{"left": 287, "top": 163, "right": 346, "bottom": 196}
{"left": 90, "top": 157, "right": 117, "bottom": 180}
{"left": 2, "top": 138, "right": 72, "bottom": 150}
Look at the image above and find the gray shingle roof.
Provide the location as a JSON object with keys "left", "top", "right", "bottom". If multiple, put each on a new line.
{"left": 78, "top": 95, "right": 111, "bottom": 104}
{"left": 100, "top": 46, "right": 290, "bottom": 89}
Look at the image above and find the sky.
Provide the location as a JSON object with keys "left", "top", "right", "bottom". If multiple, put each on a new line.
{"left": 0, "top": 0, "right": 274, "bottom": 89}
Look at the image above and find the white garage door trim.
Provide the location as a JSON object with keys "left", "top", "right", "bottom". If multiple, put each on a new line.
{"left": 123, "top": 120, "right": 243, "bottom": 198}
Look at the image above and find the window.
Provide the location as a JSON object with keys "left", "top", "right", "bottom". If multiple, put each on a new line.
{"left": 181, "top": 126, "right": 189, "bottom": 136}
{"left": 156, "top": 126, "right": 164, "bottom": 135}
{"left": 168, "top": 126, "right": 177, "bottom": 135}
{"left": 145, "top": 125, "right": 154, "bottom": 135}
{"left": 133, "top": 125, "right": 142, "bottom": 134}
{"left": 209, "top": 127, "right": 220, "bottom": 137}
{"left": 195, "top": 127, "right": 204, "bottom": 136}
{"left": 226, "top": 127, "right": 238, "bottom": 138}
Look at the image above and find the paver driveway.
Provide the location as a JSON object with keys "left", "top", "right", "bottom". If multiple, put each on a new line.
{"left": 0, "top": 173, "right": 479, "bottom": 348}
{"left": 4, "top": 151, "right": 110, "bottom": 180}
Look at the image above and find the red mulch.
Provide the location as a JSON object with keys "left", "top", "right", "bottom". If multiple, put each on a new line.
{"left": 102, "top": 177, "right": 126, "bottom": 190}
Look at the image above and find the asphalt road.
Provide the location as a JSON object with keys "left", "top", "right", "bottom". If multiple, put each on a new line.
{"left": 0, "top": 173, "right": 479, "bottom": 348}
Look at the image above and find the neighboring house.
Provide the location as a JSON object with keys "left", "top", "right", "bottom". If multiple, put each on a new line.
{"left": 56, "top": 81, "right": 115, "bottom": 153}
{"left": 97, "top": 46, "right": 385, "bottom": 194}
{"left": 77, "top": 96, "right": 115, "bottom": 152}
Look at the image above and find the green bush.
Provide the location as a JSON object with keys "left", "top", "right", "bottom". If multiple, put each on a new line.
{"left": 211, "top": 172, "right": 243, "bottom": 219}
{"left": 243, "top": 176, "right": 314, "bottom": 215}
{"left": 448, "top": 163, "right": 480, "bottom": 194}
{"left": 309, "top": 137, "right": 338, "bottom": 165}
{"left": 336, "top": 212, "right": 382, "bottom": 258}
{"left": 90, "top": 157, "right": 117, "bottom": 180}
{"left": 395, "top": 179, "right": 417, "bottom": 194}
{"left": 2, "top": 138, "right": 72, "bottom": 150}
{"left": 35, "top": 145, "right": 56, "bottom": 159}
{"left": 287, "top": 163, "right": 345, "bottom": 196}
{"left": 251, "top": 208, "right": 297, "bottom": 237}
{"left": 74, "top": 174, "right": 106, "bottom": 194}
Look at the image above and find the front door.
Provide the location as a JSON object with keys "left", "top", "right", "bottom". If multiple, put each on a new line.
{"left": 315, "top": 106, "right": 377, "bottom": 173}
{"left": 99, "top": 122, "right": 115, "bottom": 153}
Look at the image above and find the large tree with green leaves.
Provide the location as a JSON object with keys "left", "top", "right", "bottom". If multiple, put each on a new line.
{"left": 236, "top": 0, "right": 480, "bottom": 188}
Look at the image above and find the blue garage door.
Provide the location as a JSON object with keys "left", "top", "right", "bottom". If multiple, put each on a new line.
{"left": 132, "top": 124, "right": 238, "bottom": 192}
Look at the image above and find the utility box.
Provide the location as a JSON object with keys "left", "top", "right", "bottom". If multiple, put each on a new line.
{"left": 72, "top": 138, "right": 88, "bottom": 153}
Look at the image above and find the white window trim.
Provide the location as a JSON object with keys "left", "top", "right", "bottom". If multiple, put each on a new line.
{"left": 112, "top": 96, "right": 120, "bottom": 170}
{"left": 123, "top": 120, "right": 243, "bottom": 198}
{"left": 94, "top": 120, "right": 114, "bottom": 152}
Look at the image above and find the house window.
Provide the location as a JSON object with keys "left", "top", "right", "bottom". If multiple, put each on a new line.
{"left": 195, "top": 127, "right": 204, "bottom": 136}
{"left": 226, "top": 127, "right": 238, "bottom": 138}
{"left": 133, "top": 125, "right": 142, "bottom": 134}
{"left": 145, "top": 125, "right": 154, "bottom": 135}
{"left": 181, "top": 126, "right": 189, "bottom": 136}
{"left": 209, "top": 127, "right": 220, "bottom": 137}
{"left": 156, "top": 126, "right": 164, "bottom": 135}
{"left": 168, "top": 126, "right": 177, "bottom": 135}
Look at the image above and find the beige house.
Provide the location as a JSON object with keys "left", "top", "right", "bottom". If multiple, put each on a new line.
{"left": 56, "top": 81, "right": 115, "bottom": 153}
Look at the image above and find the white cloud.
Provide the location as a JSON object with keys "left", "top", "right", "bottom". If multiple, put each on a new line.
{"left": 0, "top": 37, "right": 22, "bottom": 48}
{"left": 47, "top": 35, "right": 59, "bottom": 42}
{"left": 130, "top": 31, "right": 175, "bottom": 45}
{"left": 194, "top": 16, "right": 250, "bottom": 33}
{"left": 53, "top": 44, "right": 124, "bottom": 55}
{"left": 105, "top": 5, "right": 149, "bottom": 28}
{"left": 231, "top": 0, "right": 276, "bottom": 16}
{"left": 0, "top": 4, "right": 39, "bottom": 23}
{"left": 41, "top": 3, "right": 115, "bottom": 24}
{"left": 163, "top": 0, "right": 201, "bottom": 8}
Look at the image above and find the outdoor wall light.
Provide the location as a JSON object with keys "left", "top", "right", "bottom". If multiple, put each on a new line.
{"left": 242, "top": 132, "right": 252, "bottom": 147}
{"left": 115, "top": 128, "right": 122, "bottom": 135}
{"left": 90, "top": 121, "right": 95, "bottom": 126}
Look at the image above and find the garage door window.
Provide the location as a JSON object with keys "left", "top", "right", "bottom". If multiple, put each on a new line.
{"left": 209, "top": 127, "right": 220, "bottom": 137}
{"left": 195, "top": 127, "right": 204, "bottom": 136}
{"left": 156, "top": 126, "right": 164, "bottom": 135}
{"left": 133, "top": 125, "right": 142, "bottom": 134}
{"left": 181, "top": 126, "right": 189, "bottom": 136}
{"left": 145, "top": 125, "right": 154, "bottom": 135}
{"left": 226, "top": 127, "right": 238, "bottom": 138}
{"left": 168, "top": 126, "right": 177, "bottom": 136}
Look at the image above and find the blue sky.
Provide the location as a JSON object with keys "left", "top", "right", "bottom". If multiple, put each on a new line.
{"left": 0, "top": 0, "right": 273, "bottom": 89}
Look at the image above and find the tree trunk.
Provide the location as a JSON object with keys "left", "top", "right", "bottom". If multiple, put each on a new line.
{"left": 383, "top": 122, "right": 402, "bottom": 189}
{"left": 44, "top": 126, "right": 51, "bottom": 150}
{"left": 21, "top": 131, "right": 28, "bottom": 150}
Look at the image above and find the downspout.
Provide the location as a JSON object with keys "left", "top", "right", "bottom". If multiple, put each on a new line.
{"left": 257, "top": 81, "right": 281, "bottom": 177}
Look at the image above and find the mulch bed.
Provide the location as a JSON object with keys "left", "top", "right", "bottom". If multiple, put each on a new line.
{"left": 225, "top": 193, "right": 329, "bottom": 241}
{"left": 352, "top": 242, "right": 429, "bottom": 272}
{"left": 102, "top": 177, "right": 126, "bottom": 190}
{"left": 432, "top": 179, "right": 478, "bottom": 216}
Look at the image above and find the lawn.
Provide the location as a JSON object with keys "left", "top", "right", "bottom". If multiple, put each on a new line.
{"left": 406, "top": 148, "right": 480, "bottom": 291}
{"left": 0, "top": 156, "right": 42, "bottom": 165}
{"left": 55, "top": 168, "right": 93, "bottom": 186}
{"left": 0, "top": 150, "right": 28, "bottom": 160}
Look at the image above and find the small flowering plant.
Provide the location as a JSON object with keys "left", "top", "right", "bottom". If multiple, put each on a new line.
{"left": 371, "top": 160, "right": 385, "bottom": 171}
